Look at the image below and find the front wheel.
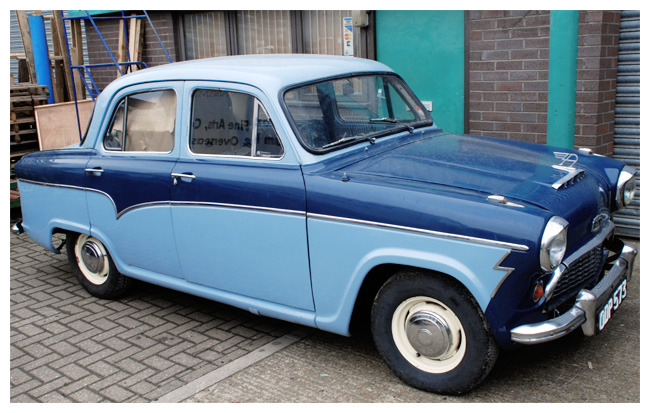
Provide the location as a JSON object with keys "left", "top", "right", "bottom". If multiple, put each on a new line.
{"left": 371, "top": 270, "right": 498, "bottom": 395}
{"left": 66, "top": 233, "right": 132, "bottom": 299}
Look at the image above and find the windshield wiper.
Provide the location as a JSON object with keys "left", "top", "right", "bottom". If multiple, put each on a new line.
{"left": 322, "top": 135, "right": 376, "bottom": 149}
{"left": 369, "top": 117, "right": 415, "bottom": 133}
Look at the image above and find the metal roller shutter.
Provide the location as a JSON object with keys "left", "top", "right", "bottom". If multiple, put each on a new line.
{"left": 613, "top": 10, "right": 640, "bottom": 237}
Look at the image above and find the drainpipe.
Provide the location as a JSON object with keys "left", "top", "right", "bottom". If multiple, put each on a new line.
{"left": 546, "top": 10, "right": 580, "bottom": 149}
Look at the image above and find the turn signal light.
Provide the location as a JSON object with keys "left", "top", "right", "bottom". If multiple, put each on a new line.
{"left": 533, "top": 282, "right": 545, "bottom": 302}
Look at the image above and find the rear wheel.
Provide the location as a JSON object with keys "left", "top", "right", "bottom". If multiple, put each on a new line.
{"left": 371, "top": 270, "right": 498, "bottom": 395}
{"left": 66, "top": 233, "right": 132, "bottom": 299}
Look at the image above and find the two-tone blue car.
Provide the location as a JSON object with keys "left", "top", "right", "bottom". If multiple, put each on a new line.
{"left": 12, "top": 55, "right": 638, "bottom": 394}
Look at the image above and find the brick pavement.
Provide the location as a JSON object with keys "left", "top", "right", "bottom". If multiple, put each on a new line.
{"left": 10, "top": 229, "right": 296, "bottom": 402}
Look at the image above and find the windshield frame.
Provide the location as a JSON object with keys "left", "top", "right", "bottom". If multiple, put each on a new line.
{"left": 280, "top": 71, "right": 433, "bottom": 155}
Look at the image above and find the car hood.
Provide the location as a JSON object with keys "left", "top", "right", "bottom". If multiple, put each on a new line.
{"left": 343, "top": 132, "right": 610, "bottom": 211}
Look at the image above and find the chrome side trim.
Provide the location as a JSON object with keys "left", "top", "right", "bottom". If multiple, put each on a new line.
{"left": 308, "top": 213, "right": 530, "bottom": 252}
{"left": 18, "top": 179, "right": 118, "bottom": 214}
{"left": 18, "top": 178, "right": 530, "bottom": 251}
{"left": 118, "top": 201, "right": 306, "bottom": 219}
{"left": 491, "top": 251, "right": 515, "bottom": 298}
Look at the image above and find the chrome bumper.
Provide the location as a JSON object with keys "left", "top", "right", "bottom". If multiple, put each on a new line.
{"left": 510, "top": 240, "right": 637, "bottom": 344}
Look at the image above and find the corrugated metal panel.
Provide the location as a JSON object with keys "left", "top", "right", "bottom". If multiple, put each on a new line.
{"left": 183, "top": 11, "right": 228, "bottom": 59}
{"left": 613, "top": 10, "right": 640, "bottom": 237}
{"left": 9, "top": 11, "right": 89, "bottom": 84}
{"left": 302, "top": 10, "right": 361, "bottom": 56}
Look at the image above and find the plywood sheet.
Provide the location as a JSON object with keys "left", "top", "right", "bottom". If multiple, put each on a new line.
{"left": 35, "top": 100, "right": 94, "bottom": 150}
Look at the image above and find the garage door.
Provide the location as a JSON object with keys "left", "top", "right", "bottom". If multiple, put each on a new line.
{"left": 612, "top": 10, "right": 640, "bottom": 238}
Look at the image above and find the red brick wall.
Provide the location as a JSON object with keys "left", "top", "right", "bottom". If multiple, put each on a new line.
{"left": 575, "top": 11, "right": 620, "bottom": 155}
{"left": 468, "top": 10, "right": 620, "bottom": 155}
{"left": 468, "top": 11, "right": 550, "bottom": 144}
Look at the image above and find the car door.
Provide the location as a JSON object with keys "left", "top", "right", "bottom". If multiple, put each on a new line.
{"left": 85, "top": 82, "right": 184, "bottom": 278}
{"left": 170, "top": 82, "right": 314, "bottom": 311}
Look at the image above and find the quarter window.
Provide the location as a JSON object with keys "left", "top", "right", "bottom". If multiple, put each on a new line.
{"left": 190, "top": 89, "right": 283, "bottom": 158}
{"left": 104, "top": 90, "right": 177, "bottom": 153}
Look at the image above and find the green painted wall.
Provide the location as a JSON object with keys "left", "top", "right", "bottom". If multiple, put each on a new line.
{"left": 546, "top": 10, "right": 579, "bottom": 149}
{"left": 376, "top": 11, "right": 465, "bottom": 134}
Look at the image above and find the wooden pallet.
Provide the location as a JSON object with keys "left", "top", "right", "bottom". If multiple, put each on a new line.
{"left": 10, "top": 83, "right": 49, "bottom": 154}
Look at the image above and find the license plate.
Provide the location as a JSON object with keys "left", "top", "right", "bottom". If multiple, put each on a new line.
{"left": 597, "top": 279, "right": 627, "bottom": 331}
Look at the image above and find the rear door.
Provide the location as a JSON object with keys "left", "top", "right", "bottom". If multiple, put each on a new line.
{"left": 85, "top": 82, "right": 184, "bottom": 278}
{"left": 170, "top": 82, "right": 314, "bottom": 310}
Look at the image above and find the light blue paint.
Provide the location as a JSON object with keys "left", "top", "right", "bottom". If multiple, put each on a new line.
{"left": 171, "top": 205, "right": 315, "bottom": 311}
{"left": 307, "top": 218, "right": 510, "bottom": 336}
{"left": 28, "top": 15, "right": 54, "bottom": 104}
{"left": 16, "top": 181, "right": 90, "bottom": 252}
{"left": 96, "top": 252, "right": 318, "bottom": 329}
{"left": 86, "top": 192, "right": 184, "bottom": 279}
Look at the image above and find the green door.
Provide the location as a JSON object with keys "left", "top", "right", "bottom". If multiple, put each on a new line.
{"left": 376, "top": 11, "right": 465, "bottom": 134}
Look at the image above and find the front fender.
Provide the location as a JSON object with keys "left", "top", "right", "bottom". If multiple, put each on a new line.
{"left": 307, "top": 217, "right": 513, "bottom": 336}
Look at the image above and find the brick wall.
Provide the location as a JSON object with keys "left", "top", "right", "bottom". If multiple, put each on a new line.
{"left": 468, "top": 10, "right": 620, "bottom": 155}
{"left": 84, "top": 12, "right": 177, "bottom": 92}
{"left": 575, "top": 11, "right": 620, "bottom": 155}
{"left": 469, "top": 11, "right": 550, "bottom": 144}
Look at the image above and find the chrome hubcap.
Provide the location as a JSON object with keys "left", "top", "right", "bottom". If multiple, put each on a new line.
{"left": 81, "top": 240, "right": 105, "bottom": 274}
{"left": 406, "top": 310, "right": 453, "bottom": 358}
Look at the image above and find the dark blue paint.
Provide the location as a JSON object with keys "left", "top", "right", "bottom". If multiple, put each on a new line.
{"left": 13, "top": 149, "right": 91, "bottom": 188}
{"left": 85, "top": 153, "right": 176, "bottom": 215}
{"left": 171, "top": 158, "right": 306, "bottom": 212}
{"left": 14, "top": 124, "right": 628, "bottom": 349}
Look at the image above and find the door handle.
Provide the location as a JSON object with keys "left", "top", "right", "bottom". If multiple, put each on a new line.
{"left": 84, "top": 167, "right": 104, "bottom": 176}
{"left": 171, "top": 172, "right": 195, "bottom": 185}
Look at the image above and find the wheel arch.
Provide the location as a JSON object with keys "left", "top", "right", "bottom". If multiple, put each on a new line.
{"left": 349, "top": 263, "right": 480, "bottom": 336}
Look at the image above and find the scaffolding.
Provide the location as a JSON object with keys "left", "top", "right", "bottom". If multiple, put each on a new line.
{"left": 62, "top": 10, "right": 173, "bottom": 100}
{"left": 60, "top": 10, "right": 174, "bottom": 141}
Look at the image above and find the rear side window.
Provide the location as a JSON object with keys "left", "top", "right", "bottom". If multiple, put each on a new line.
{"left": 190, "top": 89, "right": 283, "bottom": 158}
{"left": 104, "top": 89, "right": 177, "bottom": 153}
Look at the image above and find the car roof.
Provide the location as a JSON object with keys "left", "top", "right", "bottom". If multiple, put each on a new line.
{"left": 103, "top": 54, "right": 395, "bottom": 96}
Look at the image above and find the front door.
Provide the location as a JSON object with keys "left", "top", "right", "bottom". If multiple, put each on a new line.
{"left": 170, "top": 83, "right": 314, "bottom": 310}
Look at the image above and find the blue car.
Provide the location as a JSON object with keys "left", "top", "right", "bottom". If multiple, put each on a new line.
{"left": 12, "top": 55, "right": 637, "bottom": 394}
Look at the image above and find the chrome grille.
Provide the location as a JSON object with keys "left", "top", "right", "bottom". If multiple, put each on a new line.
{"left": 550, "top": 244, "right": 604, "bottom": 306}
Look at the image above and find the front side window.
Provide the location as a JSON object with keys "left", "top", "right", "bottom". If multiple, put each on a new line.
{"left": 190, "top": 89, "right": 283, "bottom": 158}
{"left": 104, "top": 89, "right": 177, "bottom": 153}
{"left": 284, "top": 74, "right": 432, "bottom": 152}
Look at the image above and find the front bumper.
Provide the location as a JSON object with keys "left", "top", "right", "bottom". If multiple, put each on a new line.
{"left": 510, "top": 239, "right": 637, "bottom": 344}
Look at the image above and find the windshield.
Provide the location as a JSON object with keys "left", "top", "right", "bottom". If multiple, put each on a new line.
{"left": 283, "top": 74, "right": 433, "bottom": 152}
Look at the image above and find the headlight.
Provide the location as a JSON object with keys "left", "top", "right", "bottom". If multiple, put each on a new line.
{"left": 540, "top": 216, "right": 569, "bottom": 272}
{"left": 616, "top": 165, "right": 637, "bottom": 209}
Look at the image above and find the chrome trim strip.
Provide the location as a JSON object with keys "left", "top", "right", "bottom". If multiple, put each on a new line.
{"left": 18, "top": 178, "right": 530, "bottom": 251}
{"left": 551, "top": 167, "right": 585, "bottom": 189}
{"left": 491, "top": 251, "right": 515, "bottom": 298}
{"left": 118, "top": 201, "right": 306, "bottom": 219}
{"left": 307, "top": 213, "right": 530, "bottom": 251}
{"left": 18, "top": 179, "right": 119, "bottom": 214}
{"left": 170, "top": 201, "right": 305, "bottom": 217}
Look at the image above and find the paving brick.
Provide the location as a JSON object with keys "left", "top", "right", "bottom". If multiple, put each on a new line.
{"left": 10, "top": 228, "right": 296, "bottom": 402}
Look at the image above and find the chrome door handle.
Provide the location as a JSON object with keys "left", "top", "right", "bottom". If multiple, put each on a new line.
{"left": 171, "top": 172, "right": 195, "bottom": 185}
{"left": 84, "top": 167, "right": 104, "bottom": 175}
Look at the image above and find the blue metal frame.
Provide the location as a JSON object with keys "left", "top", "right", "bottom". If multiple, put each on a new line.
{"left": 60, "top": 10, "right": 174, "bottom": 142}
